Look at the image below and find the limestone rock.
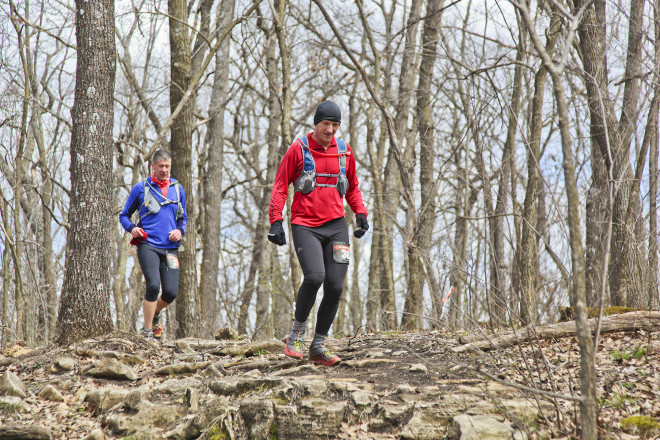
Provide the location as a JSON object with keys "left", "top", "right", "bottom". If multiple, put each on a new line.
{"left": 51, "top": 357, "right": 76, "bottom": 373}
{"left": 369, "top": 401, "right": 414, "bottom": 431}
{"left": 293, "top": 378, "right": 328, "bottom": 397}
{"left": 185, "top": 388, "right": 199, "bottom": 413}
{"left": 272, "top": 364, "right": 318, "bottom": 376}
{"left": 0, "top": 371, "right": 27, "bottom": 398}
{"left": 351, "top": 389, "right": 376, "bottom": 407}
{"left": 0, "top": 425, "right": 51, "bottom": 439}
{"left": 215, "top": 326, "right": 240, "bottom": 340}
{"left": 124, "top": 389, "right": 144, "bottom": 411}
{"left": 175, "top": 340, "right": 195, "bottom": 353}
{"left": 466, "top": 397, "right": 550, "bottom": 424}
{"left": 38, "top": 384, "right": 64, "bottom": 402}
{"left": 83, "top": 358, "right": 137, "bottom": 381}
{"left": 274, "top": 398, "right": 348, "bottom": 440}
{"left": 96, "top": 350, "right": 146, "bottom": 366}
{"left": 410, "top": 363, "right": 428, "bottom": 373}
{"left": 0, "top": 395, "right": 26, "bottom": 412}
{"left": 153, "top": 361, "right": 211, "bottom": 376}
{"left": 83, "top": 429, "right": 105, "bottom": 440}
{"left": 84, "top": 387, "right": 129, "bottom": 415}
{"left": 400, "top": 403, "right": 452, "bottom": 440}
{"left": 183, "top": 396, "right": 232, "bottom": 439}
{"left": 215, "top": 340, "right": 285, "bottom": 357}
{"left": 240, "top": 396, "right": 275, "bottom": 439}
{"left": 152, "top": 377, "right": 202, "bottom": 395}
{"left": 200, "top": 364, "right": 225, "bottom": 378}
{"left": 395, "top": 384, "right": 417, "bottom": 394}
{"left": 209, "top": 377, "right": 284, "bottom": 395}
{"left": 104, "top": 400, "right": 187, "bottom": 438}
{"left": 452, "top": 414, "right": 528, "bottom": 440}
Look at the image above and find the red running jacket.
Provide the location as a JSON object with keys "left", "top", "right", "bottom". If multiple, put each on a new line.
{"left": 269, "top": 133, "right": 368, "bottom": 227}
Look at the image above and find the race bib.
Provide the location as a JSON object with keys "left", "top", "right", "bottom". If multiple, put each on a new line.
{"left": 166, "top": 253, "right": 179, "bottom": 270}
{"left": 332, "top": 242, "right": 350, "bottom": 264}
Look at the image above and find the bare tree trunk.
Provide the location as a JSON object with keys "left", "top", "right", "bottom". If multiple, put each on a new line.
{"left": 576, "top": 0, "right": 644, "bottom": 308}
{"left": 238, "top": 19, "right": 279, "bottom": 337}
{"left": 585, "top": 152, "right": 608, "bottom": 307}
{"left": 114, "top": 164, "right": 141, "bottom": 330}
{"left": 273, "top": 0, "right": 299, "bottom": 305}
{"left": 1, "top": 196, "right": 12, "bottom": 347}
{"left": 338, "top": 83, "right": 361, "bottom": 335}
{"left": 415, "top": 0, "right": 444, "bottom": 326}
{"left": 358, "top": 1, "right": 398, "bottom": 332}
{"left": 492, "top": 15, "right": 525, "bottom": 327}
{"left": 650, "top": 126, "right": 659, "bottom": 309}
{"left": 55, "top": 0, "right": 115, "bottom": 345}
{"left": 517, "top": 11, "right": 560, "bottom": 326}
{"left": 9, "top": 0, "right": 29, "bottom": 341}
{"left": 396, "top": 0, "right": 424, "bottom": 331}
{"left": 169, "top": 0, "right": 199, "bottom": 338}
{"left": 650, "top": 1, "right": 660, "bottom": 309}
{"left": 16, "top": 14, "right": 58, "bottom": 341}
{"left": 516, "top": 3, "right": 598, "bottom": 437}
{"left": 448, "top": 140, "right": 477, "bottom": 329}
{"left": 348, "top": 219, "right": 363, "bottom": 334}
{"left": 263, "top": 16, "right": 285, "bottom": 340}
{"left": 199, "top": 0, "right": 235, "bottom": 337}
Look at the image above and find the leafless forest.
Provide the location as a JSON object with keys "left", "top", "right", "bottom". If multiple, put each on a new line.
{"left": 1, "top": 0, "right": 658, "bottom": 349}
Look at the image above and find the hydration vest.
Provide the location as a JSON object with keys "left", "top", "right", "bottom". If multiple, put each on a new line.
{"left": 293, "top": 136, "right": 349, "bottom": 196}
{"left": 139, "top": 179, "right": 184, "bottom": 222}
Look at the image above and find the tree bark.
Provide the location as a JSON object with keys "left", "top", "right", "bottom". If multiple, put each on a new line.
{"left": 649, "top": 0, "right": 660, "bottom": 309}
{"left": 1, "top": 196, "right": 12, "bottom": 347}
{"left": 355, "top": 0, "right": 390, "bottom": 331}
{"left": 199, "top": 0, "right": 235, "bottom": 337}
{"left": 55, "top": 0, "right": 115, "bottom": 345}
{"left": 448, "top": 143, "right": 478, "bottom": 329}
{"left": 516, "top": 3, "right": 598, "bottom": 437}
{"left": 412, "top": 0, "right": 444, "bottom": 327}
{"left": 576, "top": 0, "right": 645, "bottom": 308}
{"left": 238, "top": 17, "right": 279, "bottom": 337}
{"left": 517, "top": 11, "right": 560, "bottom": 326}
{"left": 396, "top": 0, "right": 424, "bottom": 331}
{"left": 492, "top": 14, "right": 525, "bottom": 327}
{"left": 169, "top": 0, "right": 199, "bottom": 338}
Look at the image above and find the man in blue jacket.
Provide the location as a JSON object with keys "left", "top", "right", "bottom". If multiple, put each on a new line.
{"left": 119, "top": 150, "right": 187, "bottom": 340}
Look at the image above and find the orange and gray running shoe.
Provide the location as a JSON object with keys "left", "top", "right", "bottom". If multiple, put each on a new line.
{"left": 284, "top": 336, "right": 304, "bottom": 360}
{"left": 152, "top": 323, "right": 163, "bottom": 340}
{"left": 309, "top": 333, "right": 341, "bottom": 366}
{"left": 309, "top": 348, "right": 341, "bottom": 366}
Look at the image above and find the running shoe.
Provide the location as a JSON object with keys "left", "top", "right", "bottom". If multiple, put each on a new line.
{"left": 284, "top": 336, "right": 304, "bottom": 360}
{"left": 140, "top": 327, "right": 155, "bottom": 340}
{"left": 152, "top": 323, "right": 163, "bottom": 340}
{"left": 309, "top": 349, "right": 341, "bottom": 366}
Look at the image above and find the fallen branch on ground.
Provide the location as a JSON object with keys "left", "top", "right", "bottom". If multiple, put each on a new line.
{"left": 453, "top": 311, "right": 660, "bottom": 353}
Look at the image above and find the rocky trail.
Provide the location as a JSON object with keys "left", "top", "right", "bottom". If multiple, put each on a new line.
{"left": 1, "top": 312, "right": 659, "bottom": 439}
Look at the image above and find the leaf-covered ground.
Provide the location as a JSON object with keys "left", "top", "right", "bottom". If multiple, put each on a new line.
{"left": 1, "top": 321, "right": 659, "bottom": 439}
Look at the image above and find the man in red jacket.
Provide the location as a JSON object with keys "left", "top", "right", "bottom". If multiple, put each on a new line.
{"left": 268, "top": 100, "right": 369, "bottom": 366}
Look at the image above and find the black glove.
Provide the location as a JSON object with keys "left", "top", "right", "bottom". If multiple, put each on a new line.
{"left": 268, "top": 220, "right": 286, "bottom": 246}
{"left": 354, "top": 214, "right": 369, "bottom": 238}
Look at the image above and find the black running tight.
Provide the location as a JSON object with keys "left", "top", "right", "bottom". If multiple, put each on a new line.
{"left": 137, "top": 243, "right": 179, "bottom": 303}
{"left": 291, "top": 217, "right": 350, "bottom": 336}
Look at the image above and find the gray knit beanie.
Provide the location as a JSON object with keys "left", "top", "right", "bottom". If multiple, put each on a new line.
{"left": 313, "top": 100, "right": 341, "bottom": 126}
